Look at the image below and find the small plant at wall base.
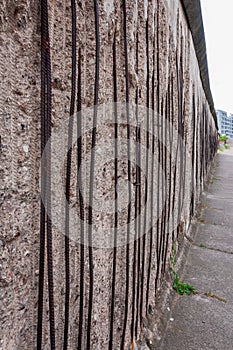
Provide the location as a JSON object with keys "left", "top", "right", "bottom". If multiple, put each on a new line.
{"left": 219, "top": 134, "right": 231, "bottom": 149}
{"left": 170, "top": 268, "right": 196, "bottom": 295}
{"left": 173, "top": 275, "right": 196, "bottom": 295}
{"left": 219, "top": 134, "right": 228, "bottom": 142}
{"left": 170, "top": 246, "right": 196, "bottom": 296}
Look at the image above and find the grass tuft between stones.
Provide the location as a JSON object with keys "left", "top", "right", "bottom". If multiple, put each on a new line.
{"left": 171, "top": 268, "right": 196, "bottom": 295}
{"left": 173, "top": 276, "right": 196, "bottom": 295}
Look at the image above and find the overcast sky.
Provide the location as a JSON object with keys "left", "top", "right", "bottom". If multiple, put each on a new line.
{"left": 201, "top": 0, "right": 233, "bottom": 114}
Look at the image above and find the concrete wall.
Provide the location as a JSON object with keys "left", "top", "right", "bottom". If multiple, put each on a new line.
{"left": 0, "top": 0, "right": 217, "bottom": 349}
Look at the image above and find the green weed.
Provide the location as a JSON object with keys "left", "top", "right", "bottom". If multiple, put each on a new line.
{"left": 170, "top": 268, "right": 196, "bottom": 295}
{"left": 199, "top": 243, "right": 208, "bottom": 249}
{"left": 173, "top": 275, "right": 196, "bottom": 295}
{"left": 219, "top": 134, "right": 228, "bottom": 142}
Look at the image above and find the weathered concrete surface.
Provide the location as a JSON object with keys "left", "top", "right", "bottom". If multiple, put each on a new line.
{"left": 159, "top": 142, "right": 233, "bottom": 350}
{"left": 0, "top": 0, "right": 218, "bottom": 349}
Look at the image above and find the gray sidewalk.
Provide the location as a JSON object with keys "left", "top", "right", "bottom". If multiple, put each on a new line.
{"left": 159, "top": 142, "right": 233, "bottom": 350}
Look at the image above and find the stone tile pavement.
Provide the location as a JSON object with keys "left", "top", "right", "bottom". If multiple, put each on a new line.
{"left": 159, "top": 141, "right": 233, "bottom": 350}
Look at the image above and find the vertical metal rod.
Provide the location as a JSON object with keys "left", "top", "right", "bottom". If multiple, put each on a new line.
{"left": 121, "top": 0, "right": 132, "bottom": 347}
{"left": 77, "top": 47, "right": 85, "bottom": 350}
{"left": 86, "top": 1, "right": 100, "bottom": 349}
{"left": 109, "top": 32, "right": 118, "bottom": 350}
{"left": 135, "top": 31, "right": 141, "bottom": 338}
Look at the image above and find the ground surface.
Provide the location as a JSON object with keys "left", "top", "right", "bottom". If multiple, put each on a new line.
{"left": 159, "top": 140, "right": 233, "bottom": 350}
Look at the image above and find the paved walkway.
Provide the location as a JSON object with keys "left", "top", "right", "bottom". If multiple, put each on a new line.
{"left": 159, "top": 141, "right": 233, "bottom": 350}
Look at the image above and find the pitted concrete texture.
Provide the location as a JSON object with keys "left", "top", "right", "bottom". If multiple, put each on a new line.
{"left": 159, "top": 145, "right": 233, "bottom": 350}
{"left": 0, "top": 0, "right": 218, "bottom": 348}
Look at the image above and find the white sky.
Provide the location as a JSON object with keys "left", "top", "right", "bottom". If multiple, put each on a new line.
{"left": 201, "top": 0, "right": 233, "bottom": 113}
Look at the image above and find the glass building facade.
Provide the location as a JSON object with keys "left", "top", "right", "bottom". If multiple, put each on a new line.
{"left": 217, "top": 110, "right": 233, "bottom": 139}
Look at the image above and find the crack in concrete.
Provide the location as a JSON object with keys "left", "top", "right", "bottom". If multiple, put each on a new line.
{"left": 192, "top": 291, "right": 227, "bottom": 304}
{"left": 184, "top": 235, "right": 233, "bottom": 255}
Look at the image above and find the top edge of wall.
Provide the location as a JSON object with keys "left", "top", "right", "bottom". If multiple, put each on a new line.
{"left": 180, "top": 0, "right": 218, "bottom": 128}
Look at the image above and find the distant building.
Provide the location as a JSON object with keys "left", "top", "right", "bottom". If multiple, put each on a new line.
{"left": 216, "top": 110, "right": 233, "bottom": 139}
